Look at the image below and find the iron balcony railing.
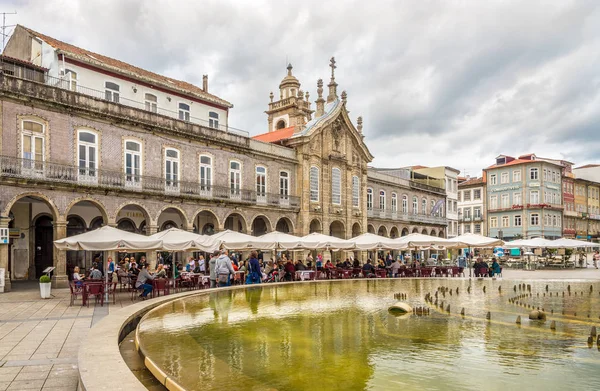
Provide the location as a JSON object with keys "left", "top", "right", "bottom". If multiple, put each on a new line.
{"left": 0, "top": 155, "right": 300, "bottom": 208}
{"left": 367, "top": 208, "right": 447, "bottom": 225}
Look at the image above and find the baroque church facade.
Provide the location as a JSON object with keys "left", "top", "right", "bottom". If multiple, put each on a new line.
{"left": 0, "top": 25, "right": 446, "bottom": 290}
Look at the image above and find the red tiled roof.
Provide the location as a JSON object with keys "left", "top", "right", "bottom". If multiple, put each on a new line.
{"left": 1, "top": 54, "right": 48, "bottom": 71}
{"left": 575, "top": 164, "right": 600, "bottom": 169}
{"left": 19, "top": 25, "right": 232, "bottom": 108}
{"left": 485, "top": 159, "right": 532, "bottom": 169}
{"left": 252, "top": 126, "right": 295, "bottom": 143}
{"left": 458, "top": 177, "right": 484, "bottom": 187}
{"left": 411, "top": 165, "right": 429, "bottom": 170}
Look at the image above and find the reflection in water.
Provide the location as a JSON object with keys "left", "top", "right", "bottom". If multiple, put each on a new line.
{"left": 137, "top": 280, "right": 600, "bottom": 391}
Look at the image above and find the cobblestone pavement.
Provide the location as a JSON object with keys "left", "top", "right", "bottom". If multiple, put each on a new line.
{"left": 1, "top": 268, "right": 599, "bottom": 391}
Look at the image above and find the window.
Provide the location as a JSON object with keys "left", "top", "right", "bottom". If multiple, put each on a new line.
{"left": 501, "top": 216, "right": 509, "bottom": 227}
{"left": 464, "top": 208, "right": 472, "bottom": 219}
{"left": 501, "top": 172, "right": 508, "bottom": 184}
{"left": 490, "top": 175, "right": 497, "bottom": 185}
{"left": 256, "top": 166, "right": 267, "bottom": 200}
{"left": 473, "top": 189, "right": 481, "bottom": 200}
{"left": 514, "top": 192, "right": 522, "bottom": 206}
{"left": 422, "top": 199, "right": 427, "bottom": 215}
{"left": 490, "top": 195, "right": 498, "bottom": 209}
{"left": 331, "top": 167, "right": 342, "bottom": 205}
{"left": 367, "top": 188, "right": 373, "bottom": 210}
{"left": 530, "top": 168, "right": 538, "bottom": 180}
{"left": 66, "top": 70, "right": 77, "bottom": 91}
{"left": 379, "top": 190, "right": 386, "bottom": 211}
{"left": 230, "top": 161, "right": 242, "bottom": 197}
{"left": 124, "top": 140, "right": 142, "bottom": 185}
{"left": 145, "top": 93, "right": 157, "bottom": 113}
{"left": 105, "top": 81, "right": 120, "bottom": 102}
{"left": 21, "top": 120, "right": 45, "bottom": 171}
{"left": 552, "top": 172, "right": 557, "bottom": 183}
{"left": 530, "top": 190, "right": 539, "bottom": 204}
{"left": 543, "top": 169, "right": 548, "bottom": 181}
{"left": 199, "top": 155, "right": 212, "bottom": 193}
{"left": 352, "top": 176, "right": 360, "bottom": 207}
{"left": 474, "top": 224, "right": 481, "bottom": 234}
{"left": 209, "top": 112, "right": 219, "bottom": 129}
{"left": 165, "top": 148, "right": 180, "bottom": 189}
{"left": 391, "top": 193, "right": 398, "bottom": 212}
{"left": 77, "top": 130, "right": 97, "bottom": 180}
{"left": 457, "top": 191, "right": 461, "bottom": 202}
{"left": 514, "top": 215, "right": 522, "bottom": 227}
{"left": 501, "top": 194, "right": 509, "bottom": 208}
{"left": 474, "top": 207, "right": 481, "bottom": 219}
{"left": 412, "top": 197, "right": 418, "bottom": 214}
{"left": 465, "top": 224, "right": 471, "bottom": 233}
{"left": 310, "top": 166, "right": 319, "bottom": 202}
{"left": 280, "top": 171, "right": 289, "bottom": 201}
{"left": 402, "top": 195, "right": 408, "bottom": 214}
{"left": 530, "top": 213, "right": 539, "bottom": 226}
{"left": 464, "top": 190, "right": 471, "bottom": 201}
{"left": 552, "top": 215, "right": 557, "bottom": 227}
{"left": 490, "top": 217, "right": 498, "bottom": 228}
{"left": 513, "top": 170, "right": 521, "bottom": 182}
{"left": 178, "top": 103, "right": 190, "bottom": 121}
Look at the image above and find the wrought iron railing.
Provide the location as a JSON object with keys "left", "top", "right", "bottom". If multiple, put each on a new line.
{"left": 0, "top": 155, "right": 300, "bottom": 208}
{"left": 367, "top": 208, "right": 447, "bottom": 225}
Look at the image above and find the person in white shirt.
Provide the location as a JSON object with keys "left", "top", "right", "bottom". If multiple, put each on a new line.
{"left": 73, "top": 266, "right": 85, "bottom": 286}
{"left": 199, "top": 255, "right": 206, "bottom": 273}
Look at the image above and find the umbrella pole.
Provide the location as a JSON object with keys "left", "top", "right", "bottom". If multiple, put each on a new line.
{"left": 468, "top": 247, "right": 472, "bottom": 278}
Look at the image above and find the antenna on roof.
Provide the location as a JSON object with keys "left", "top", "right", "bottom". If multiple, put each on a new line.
{"left": 0, "top": 11, "right": 17, "bottom": 54}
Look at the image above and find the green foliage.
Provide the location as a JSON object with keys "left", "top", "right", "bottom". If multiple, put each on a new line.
{"left": 39, "top": 275, "right": 51, "bottom": 283}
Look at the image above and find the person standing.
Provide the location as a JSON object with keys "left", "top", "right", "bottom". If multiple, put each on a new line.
{"left": 199, "top": 255, "right": 206, "bottom": 274}
{"left": 107, "top": 257, "right": 115, "bottom": 281}
{"left": 593, "top": 250, "right": 600, "bottom": 269}
{"left": 135, "top": 263, "right": 154, "bottom": 299}
{"left": 248, "top": 251, "right": 262, "bottom": 284}
{"left": 215, "top": 249, "right": 235, "bottom": 287}
{"left": 208, "top": 250, "right": 219, "bottom": 288}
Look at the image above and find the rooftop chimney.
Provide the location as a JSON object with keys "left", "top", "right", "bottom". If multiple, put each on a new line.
{"left": 202, "top": 75, "right": 208, "bottom": 92}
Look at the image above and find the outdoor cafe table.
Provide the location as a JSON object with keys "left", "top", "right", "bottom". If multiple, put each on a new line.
{"left": 295, "top": 270, "right": 315, "bottom": 281}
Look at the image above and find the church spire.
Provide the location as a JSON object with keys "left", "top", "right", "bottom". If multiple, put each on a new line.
{"left": 327, "top": 57, "right": 338, "bottom": 103}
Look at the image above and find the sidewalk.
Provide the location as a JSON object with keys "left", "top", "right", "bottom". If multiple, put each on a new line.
{"left": 1, "top": 268, "right": 599, "bottom": 391}
{"left": 0, "top": 281, "right": 138, "bottom": 391}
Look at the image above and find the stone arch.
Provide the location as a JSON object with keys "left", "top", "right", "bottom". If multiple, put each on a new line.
{"left": 351, "top": 222, "right": 361, "bottom": 238}
{"left": 224, "top": 212, "right": 248, "bottom": 233}
{"left": 191, "top": 209, "right": 220, "bottom": 235}
{"left": 377, "top": 225, "right": 388, "bottom": 237}
{"left": 367, "top": 224, "right": 375, "bottom": 234}
{"left": 251, "top": 214, "right": 272, "bottom": 236}
{"left": 329, "top": 220, "right": 346, "bottom": 239}
{"left": 276, "top": 119, "right": 286, "bottom": 129}
{"left": 430, "top": 229, "right": 437, "bottom": 236}
{"left": 155, "top": 205, "right": 189, "bottom": 231}
{"left": 390, "top": 226, "right": 399, "bottom": 239}
{"left": 64, "top": 197, "right": 109, "bottom": 225}
{"left": 160, "top": 220, "right": 178, "bottom": 231}
{"left": 309, "top": 218, "right": 322, "bottom": 234}
{"left": 438, "top": 230, "right": 445, "bottom": 238}
{"left": 66, "top": 215, "right": 86, "bottom": 236}
{"left": 3, "top": 192, "right": 59, "bottom": 220}
{"left": 276, "top": 217, "right": 294, "bottom": 233}
{"left": 90, "top": 216, "right": 104, "bottom": 230}
{"left": 401, "top": 227, "right": 409, "bottom": 236}
{"left": 412, "top": 227, "right": 419, "bottom": 234}
{"left": 113, "top": 201, "right": 152, "bottom": 224}
{"left": 117, "top": 218, "right": 137, "bottom": 233}
{"left": 421, "top": 228, "right": 428, "bottom": 235}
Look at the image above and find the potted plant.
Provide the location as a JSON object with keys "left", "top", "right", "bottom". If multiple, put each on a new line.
{"left": 39, "top": 275, "right": 51, "bottom": 299}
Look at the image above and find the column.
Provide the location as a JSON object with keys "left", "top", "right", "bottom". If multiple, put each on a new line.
{"left": 52, "top": 220, "right": 68, "bottom": 288}
{"left": 146, "top": 225, "right": 158, "bottom": 235}
{"left": 0, "top": 216, "right": 11, "bottom": 291}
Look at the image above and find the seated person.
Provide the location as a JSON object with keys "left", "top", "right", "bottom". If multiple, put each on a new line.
{"left": 353, "top": 258, "right": 360, "bottom": 268}
{"left": 284, "top": 260, "right": 296, "bottom": 281}
{"left": 362, "top": 259, "right": 375, "bottom": 277}
{"left": 491, "top": 258, "right": 502, "bottom": 276}
{"left": 324, "top": 260, "right": 335, "bottom": 269}
{"left": 295, "top": 260, "right": 307, "bottom": 271}
{"left": 154, "top": 264, "right": 167, "bottom": 278}
{"left": 343, "top": 258, "right": 352, "bottom": 269}
{"left": 390, "top": 259, "right": 402, "bottom": 277}
{"left": 377, "top": 259, "right": 387, "bottom": 269}
{"left": 73, "top": 266, "right": 85, "bottom": 286}
{"left": 335, "top": 260, "right": 344, "bottom": 268}
{"left": 89, "top": 264, "right": 102, "bottom": 280}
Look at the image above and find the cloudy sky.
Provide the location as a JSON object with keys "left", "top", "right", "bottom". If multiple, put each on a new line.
{"left": 6, "top": 0, "right": 600, "bottom": 176}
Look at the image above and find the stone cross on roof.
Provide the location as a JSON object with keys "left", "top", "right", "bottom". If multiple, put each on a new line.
{"left": 329, "top": 57, "right": 336, "bottom": 80}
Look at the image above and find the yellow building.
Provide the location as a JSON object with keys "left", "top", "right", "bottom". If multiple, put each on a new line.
{"left": 573, "top": 179, "right": 588, "bottom": 239}
{"left": 587, "top": 183, "right": 600, "bottom": 240}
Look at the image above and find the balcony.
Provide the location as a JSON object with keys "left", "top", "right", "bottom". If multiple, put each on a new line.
{"left": 367, "top": 208, "right": 447, "bottom": 225}
{"left": 0, "top": 155, "right": 300, "bottom": 209}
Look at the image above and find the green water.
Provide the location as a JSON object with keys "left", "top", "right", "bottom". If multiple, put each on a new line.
{"left": 137, "top": 279, "right": 600, "bottom": 391}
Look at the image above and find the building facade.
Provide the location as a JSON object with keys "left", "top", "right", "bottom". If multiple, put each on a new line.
{"left": 457, "top": 177, "right": 486, "bottom": 236}
{"left": 0, "top": 26, "right": 446, "bottom": 290}
{"left": 484, "top": 154, "right": 563, "bottom": 240}
{"left": 412, "top": 166, "right": 460, "bottom": 237}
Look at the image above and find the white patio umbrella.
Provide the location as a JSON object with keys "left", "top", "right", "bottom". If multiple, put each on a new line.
{"left": 393, "top": 233, "right": 452, "bottom": 248}
{"left": 348, "top": 233, "right": 399, "bottom": 250}
{"left": 448, "top": 233, "right": 504, "bottom": 248}
{"left": 550, "top": 238, "right": 598, "bottom": 249}
{"left": 148, "top": 228, "right": 219, "bottom": 252}
{"left": 54, "top": 225, "right": 162, "bottom": 251}
{"left": 299, "top": 232, "right": 355, "bottom": 250}
{"left": 506, "top": 237, "right": 559, "bottom": 248}
{"left": 257, "top": 231, "right": 304, "bottom": 250}
{"left": 211, "top": 230, "right": 275, "bottom": 250}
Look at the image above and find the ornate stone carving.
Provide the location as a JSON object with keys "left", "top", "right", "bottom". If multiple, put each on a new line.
{"left": 331, "top": 117, "right": 344, "bottom": 151}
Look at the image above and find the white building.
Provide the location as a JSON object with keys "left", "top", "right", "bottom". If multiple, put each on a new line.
{"left": 412, "top": 166, "right": 460, "bottom": 237}
{"left": 573, "top": 164, "right": 600, "bottom": 183}
{"left": 458, "top": 177, "right": 486, "bottom": 236}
